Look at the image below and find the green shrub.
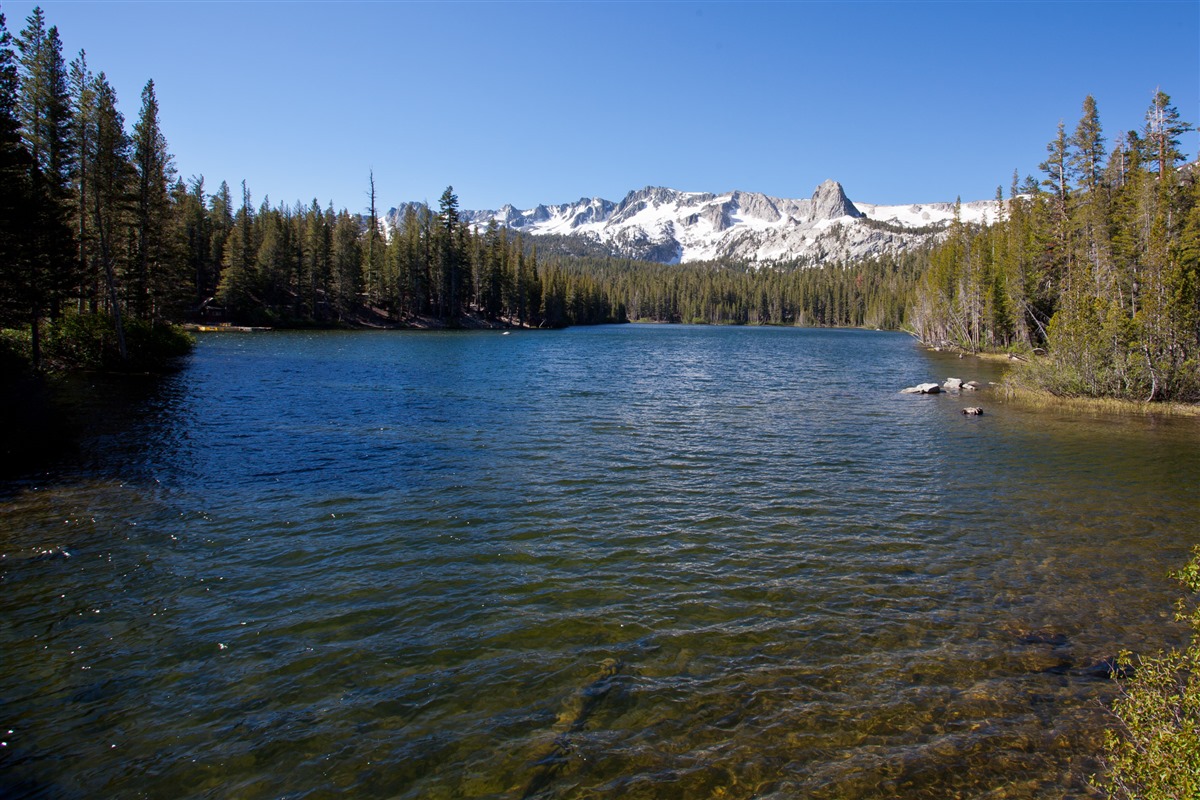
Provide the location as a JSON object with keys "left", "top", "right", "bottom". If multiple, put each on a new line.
{"left": 0, "top": 327, "right": 32, "bottom": 374}
{"left": 43, "top": 313, "right": 194, "bottom": 372}
{"left": 1099, "top": 546, "right": 1200, "bottom": 799}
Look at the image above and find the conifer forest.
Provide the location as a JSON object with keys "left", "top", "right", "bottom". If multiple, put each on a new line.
{"left": 0, "top": 6, "right": 1195, "bottom": 402}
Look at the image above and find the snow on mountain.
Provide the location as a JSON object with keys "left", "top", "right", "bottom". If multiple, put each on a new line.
{"left": 855, "top": 198, "right": 997, "bottom": 229}
{"left": 385, "top": 181, "right": 1001, "bottom": 266}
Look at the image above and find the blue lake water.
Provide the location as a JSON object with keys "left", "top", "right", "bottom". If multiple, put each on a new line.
{"left": 2, "top": 325, "right": 1198, "bottom": 798}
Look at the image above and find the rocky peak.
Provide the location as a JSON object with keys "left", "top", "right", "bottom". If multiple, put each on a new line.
{"left": 616, "top": 186, "right": 680, "bottom": 213}
{"left": 810, "top": 179, "right": 863, "bottom": 220}
{"left": 729, "top": 191, "right": 783, "bottom": 223}
{"left": 569, "top": 198, "right": 615, "bottom": 227}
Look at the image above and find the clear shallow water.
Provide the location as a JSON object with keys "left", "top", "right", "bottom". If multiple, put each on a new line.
{"left": 2, "top": 325, "right": 1198, "bottom": 799}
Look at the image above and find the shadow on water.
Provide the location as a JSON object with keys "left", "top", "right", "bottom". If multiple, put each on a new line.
{"left": 0, "top": 367, "right": 187, "bottom": 488}
{"left": 0, "top": 375, "right": 82, "bottom": 482}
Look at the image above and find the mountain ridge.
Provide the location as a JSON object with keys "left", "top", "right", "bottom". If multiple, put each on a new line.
{"left": 385, "top": 181, "right": 1001, "bottom": 265}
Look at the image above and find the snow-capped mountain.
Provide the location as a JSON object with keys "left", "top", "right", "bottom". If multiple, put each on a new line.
{"left": 386, "top": 180, "right": 1000, "bottom": 266}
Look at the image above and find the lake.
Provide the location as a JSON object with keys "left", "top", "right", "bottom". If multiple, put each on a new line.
{"left": 2, "top": 325, "right": 1198, "bottom": 799}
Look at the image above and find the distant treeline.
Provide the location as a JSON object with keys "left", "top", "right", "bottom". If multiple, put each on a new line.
{"left": 553, "top": 253, "right": 924, "bottom": 329}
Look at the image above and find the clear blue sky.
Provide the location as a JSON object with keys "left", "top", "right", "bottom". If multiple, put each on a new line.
{"left": 6, "top": 0, "right": 1198, "bottom": 213}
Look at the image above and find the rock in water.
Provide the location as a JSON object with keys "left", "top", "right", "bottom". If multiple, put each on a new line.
{"left": 943, "top": 377, "right": 963, "bottom": 390}
{"left": 901, "top": 382, "right": 942, "bottom": 394}
{"left": 1019, "top": 631, "right": 1070, "bottom": 647}
{"left": 519, "top": 658, "right": 624, "bottom": 799}
{"left": 962, "top": 407, "right": 983, "bottom": 416}
{"left": 1075, "top": 656, "right": 1134, "bottom": 680}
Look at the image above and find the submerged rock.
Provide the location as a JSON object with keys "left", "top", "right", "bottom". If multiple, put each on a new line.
{"left": 962, "top": 407, "right": 984, "bottom": 416}
{"left": 901, "top": 382, "right": 941, "bottom": 394}
{"left": 1076, "top": 657, "right": 1134, "bottom": 681}
{"left": 1019, "top": 631, "right": 1070, "bottom": 648}
{"left": 518, "top": 658, "right": 624, "bottom": 799}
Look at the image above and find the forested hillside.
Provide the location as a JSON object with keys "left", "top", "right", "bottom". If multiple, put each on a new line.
{"left": 0, "top": 6, "right": 627, "bottom": 375}
{"left": 557, "top": 252, "right": 923, "bottom": 329}
{"left": 908, "top": 93, "right": 1198, "bottom": 402}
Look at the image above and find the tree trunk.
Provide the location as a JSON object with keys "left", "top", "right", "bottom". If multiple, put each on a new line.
{"left": 93, "top": 191, "right": 127, "bottom": 361}
{"left": 30, "top": 309, "right": 41, "bottom": 371}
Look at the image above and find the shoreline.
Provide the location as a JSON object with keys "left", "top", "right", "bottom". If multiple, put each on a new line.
{"left": 998, "top": 383, "right": 1200, "bottom": 418}
{"left": 922, "top": 345, "right": 1200, "bottom": 417}
{"left": 185, "top": 311, "right": 556, "bottom": 333}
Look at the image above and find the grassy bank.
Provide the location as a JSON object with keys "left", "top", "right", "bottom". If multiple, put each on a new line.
{"left": 921, "top": 344, "right": 1200, "bottom": 417}
{"left": 998, "top": 384, "right": 1200, "bottom": 418}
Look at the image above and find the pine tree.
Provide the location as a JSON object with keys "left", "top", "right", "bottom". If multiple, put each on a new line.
{"left": 17, "top": 11, "right": 73, "bottom": 193}
{"left": 479, "top": 220, "right": 507, "bottom": 319}
{"left": 541, "top": 265, "right": 567, "bottom": 328}
{"left": 457, "top": 214, "right": 475, "bottom": 312}
{"left": 437, "top": 185, "right": 461, "bottom": 321}
{"left": 1039, "top": 120, "right": 1073, "bottom": 298}
{"left": 86, "top": 72, "right": 131, "bottom": 359}
{"left": 362, "top": 170, "right": 384, "bottom": 306}
{"left": 1169, "top": 175, "right": 1200, "bottom": 398}
{"left": 216, "top": 181, "right": 258, "bottom": 318}
{"left": 303, "top": 198, "right": 331, "bottom": 320}
{"left": 15, "top": 9, "right": 76, "bottom": 366}
{"left": 524, "top": 242, "right": 542, "bottom": 326}
{"left": 400, "top": 203, "right": 428, "bottom": 316}
{"left": 131, "top": 79, "right": 179, "bottom": 318}
{"left": 178, "top": 174, "right": 212, "bottom": 311}
{"left": 1144, "top": 89, "right": 1193, "bottom": 178}
{"left": 1069, "top": 96, "right": 1113, "bottom": 304}
{"left": 330, "top": 209, "right": 361, "bottom": 319}
{"left": 1070, "top": 95, "right": 1105, "bottom": 193}
{"left": 0, "top": 10, "right": 33, "bottom": 332}
{"left": 207, "top": 179, "right": 233, "bottom": 299}
{"left": 68, "top": 49, "right": 93, "bottom": 309}
{"left": 253, "top": 206, "right": 286, "bottom": 314}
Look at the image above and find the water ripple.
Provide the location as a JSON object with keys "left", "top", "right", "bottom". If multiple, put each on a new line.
{"left": 1, "top": 326, "right": 1198, "bottom": 799}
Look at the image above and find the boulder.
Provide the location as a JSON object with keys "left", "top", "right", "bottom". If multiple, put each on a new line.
{"left": 901, "top": 382, "right": 941, "bottom": 394}
{"left": 962, "top": 407, "right": 984, "bottom": 416}
{"left": 963, "top": 381, "right": 981, "bottom": 391}
{"left": 943, "top": 377, "right": 963, "bottom": 390}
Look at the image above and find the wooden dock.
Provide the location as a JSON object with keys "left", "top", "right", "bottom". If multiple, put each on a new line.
{"left": 183, "top": 324, "right": 272, "bottom": 333}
